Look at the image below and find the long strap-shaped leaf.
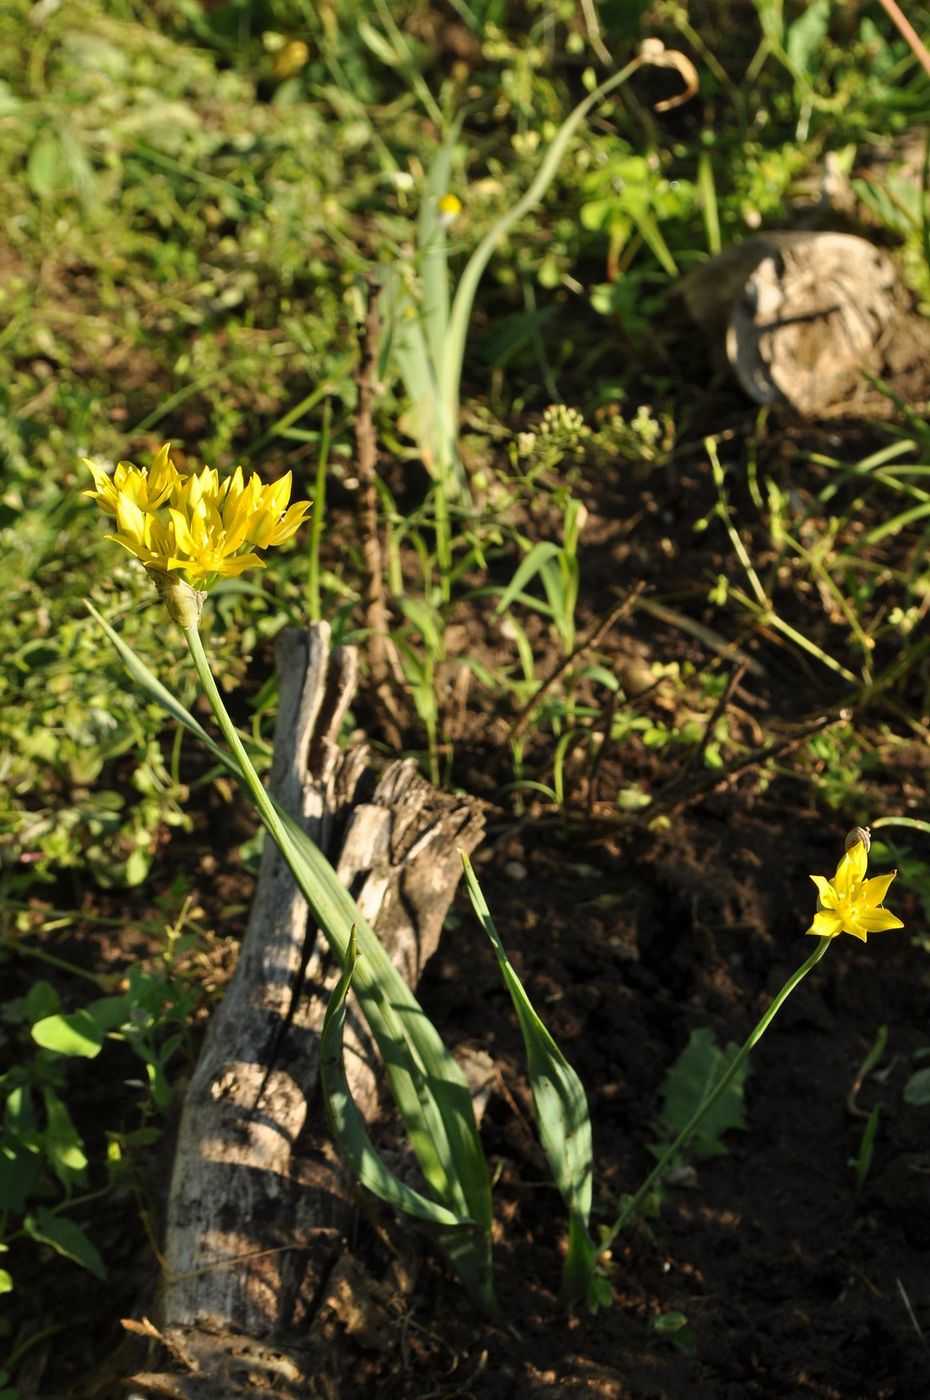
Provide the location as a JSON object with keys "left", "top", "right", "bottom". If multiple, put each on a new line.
{"left": 320, "top": 926, "right": 493, "bottom": 1297}
{"left": 461, "top": 853, "right": 604, "bottom": 1307}
{"left": 321, "top": 927, "right": 465, "bottom": 1226}
{"left": 441, "top": 56, "right": 644, "bottom": 434}
{"left": 87, "top": 605, "right": 494, "bottom": 1312}
{"left": 418, "top": 121, "right": 462, "bottom": 376}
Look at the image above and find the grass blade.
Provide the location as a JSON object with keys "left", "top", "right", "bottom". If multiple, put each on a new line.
{"left": 461, "top": 854, "right": 598, "bottom": 1305}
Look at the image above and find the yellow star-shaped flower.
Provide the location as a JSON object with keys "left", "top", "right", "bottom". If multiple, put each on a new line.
{"left": 83, "top": 443, "right": 181, "bottom": 517}
{"left": 84, "top": 445, "right": 311, "bottom": 592}
{"left": 807, "top": 837, "right": 903, "bottom": 943}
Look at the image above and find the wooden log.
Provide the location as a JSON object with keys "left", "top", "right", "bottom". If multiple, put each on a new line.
{"left": 680, "top": 230, "right": 930, "bottom": 416}
{"left": 133, "top": 623, "right": 484, "bottom": 1397}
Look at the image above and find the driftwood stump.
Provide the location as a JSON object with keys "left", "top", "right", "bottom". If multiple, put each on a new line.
{"left": 680, "top": 230, "right": 930, "bottom": 416}
{"left": 130, "top": 623, "right": 485, "bottom": 1398}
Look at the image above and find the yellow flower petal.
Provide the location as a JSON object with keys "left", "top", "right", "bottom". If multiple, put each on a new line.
{"left": 115, "top": 493, "right": 147, "bottom": 546}
{"left": 269, "top": 498, "right": 313, "bottom": 544}
{"left": 841, "top": 914, "right": 869, "bottom": 941}
{"left": 86, "top": 445, "right": 311, "bottom": 592}
{"left": 808, "top": 833, "right": 902, "bottom": 944}
{"left": 858, "top": 908, "right": 905, "bottom": 933}
{"left": 833, "top": 839, "right": 867, "bottom": 895}
{"left": 810, "top": 875, "right": 839, "bottom": 909}
{"left": 82, "top": 459, "right": 120, "bottom": 514}
{"left": 807, "top": 909, "right": 843, "bottom": 938}
{"left": 859, "top": 872, "right": 897, "bottom": 909}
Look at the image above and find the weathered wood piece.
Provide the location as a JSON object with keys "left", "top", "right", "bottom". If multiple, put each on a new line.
{"left": 136, "top": 623, "right": 484, "bottom": 1396}
{"left": 680, "top": 230, "right": 930, "bottom": 416}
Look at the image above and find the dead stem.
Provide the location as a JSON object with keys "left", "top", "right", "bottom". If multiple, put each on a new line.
{"left": 354, "top": 278, "right": 405, "bottom": 747}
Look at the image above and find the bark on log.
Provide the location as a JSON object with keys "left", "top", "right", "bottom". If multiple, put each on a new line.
{"left": 131, "top": 623, "right": 485, "bottom": 1397}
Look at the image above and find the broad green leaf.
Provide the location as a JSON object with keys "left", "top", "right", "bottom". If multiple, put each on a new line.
{"left": 579, "top": 198, "right": 633, "bottom": 238}
{"left": 42, "top": 1089, "right": 88, "bottom": 1189}
{"left": 651, "top": 1309, "right": 697, "bottom": 1355}
{"left": 652, "top": 1027, "right": 749, "bottom": 1161}
{"left": 786, "top": 0, "right": 830, "bottom": 76}
{"left": 26, "top": 130, "right": 69, "bottom": 197}
{"left": 24, "top": 1207, "right": 106, "bottom": 1280}
{"left": 0, "top": 1140, "right": 44, "bottom": 1215}
{"left": 903, "top": 1067, "right": 930, "bottom": 1106}
{"left": 0, "top": 1270, "right": 12, "bottom": 1294}
{"left": 3, "top": 1085, "right": 38, "bottom": 1137}
{"left": 25, "top": 980, "right": 60, "bottom": 1024}
{"left": 461, "top": 855, "right": 598, "bottom": 1305}
{"left": 86, "top": 994, "right": 133, "bottom": 1033}
{"left": 31, "top": 1011, "right": 103, "bottom": 1059}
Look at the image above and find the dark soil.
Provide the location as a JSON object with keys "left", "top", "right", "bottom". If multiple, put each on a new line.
{"left": 9, "top": 411, "right": 930, "bottom": 1399}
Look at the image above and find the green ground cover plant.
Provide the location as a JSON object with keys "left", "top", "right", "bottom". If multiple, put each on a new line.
{"left": 4, "top": 0, "right": 930, "bottom": 1393}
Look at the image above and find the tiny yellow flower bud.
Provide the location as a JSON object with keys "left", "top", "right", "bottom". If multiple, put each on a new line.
{"left": 273, "top": 40, "right": 309, "bottom": 80}
{"left": 437, "top": 193, "right": 462, "bottom": 227}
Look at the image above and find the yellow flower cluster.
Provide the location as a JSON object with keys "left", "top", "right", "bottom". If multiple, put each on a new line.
{"left": 84, "top": 445, "right": 312, "bottom": 589}
{"left": 807, "top": 835, "right": 903, "bottom": 942}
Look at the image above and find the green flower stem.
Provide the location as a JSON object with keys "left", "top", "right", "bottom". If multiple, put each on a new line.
{"left": 872, "top": 816, "right": 930, "bottom": 838}
{"left": 183, "top": 623, "right": 297, "bottom": 869}
{"left": 0, "top": 938, "right": 108, "bottom": 985}
{"left": 442, "top": 55, "right": 644, "bottom": 423}
{"left": 601, "top": 935, "right": 832, "bottom": 1254}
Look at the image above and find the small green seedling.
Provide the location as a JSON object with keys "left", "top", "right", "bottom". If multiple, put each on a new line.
{"left": 848, "top": 1106, "right": 881, "bottom": 1193}
{"left": 651, "top": 1310, "right": 697, "bottom": 1356}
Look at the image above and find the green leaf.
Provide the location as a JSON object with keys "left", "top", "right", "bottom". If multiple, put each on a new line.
{"left": 42, "top": 1089, "right": 88, "bottom": 1189}
{"left": 786, "top": 0, "right": 831, "bottom": 76}
{"left": 652, "top": 1027, "right": 749, "bottom": 1161}
{"left": 418, "top": 122, "right": 462, "bottom": 374}
{"left": 461, "top": 855, "right": 597, "bottom": 1306}
{"left": 495, "top": 542, "right": 562, "bottom": 616}
{"left": 23, "top": 1208, "right": 106, "bottom": 1280}
{"left": 357, "top": 19, "right": 402, "bottom": 67}
{"left": 31, "top": 1011, "right": 103, "bottom": 1059}
{"left": 321, "top": 930, "right": 466, "bottom": 1227}
{"left": 378, "top": 266, "right": 460, "bottom": 483}
{"left": 651, "top": 1310, "right": 697, "bottom": 1355}
{"left": 903, "top": 1067, "right": 930, "bottom": 1106}
{"left": 85, "top": 994, "right": 133, "bottom": 1033}
{"left": 396, "top": 595, "right": 443, "bottom": 654}
{"left": 26, "top": 130, "right": 69, "bottom": 197}
{"left": 0, "top": 1269, "right": 12, "bottom": 1294}
{"left": 25, "top": 980, "right": 60, "bottom": 1024}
